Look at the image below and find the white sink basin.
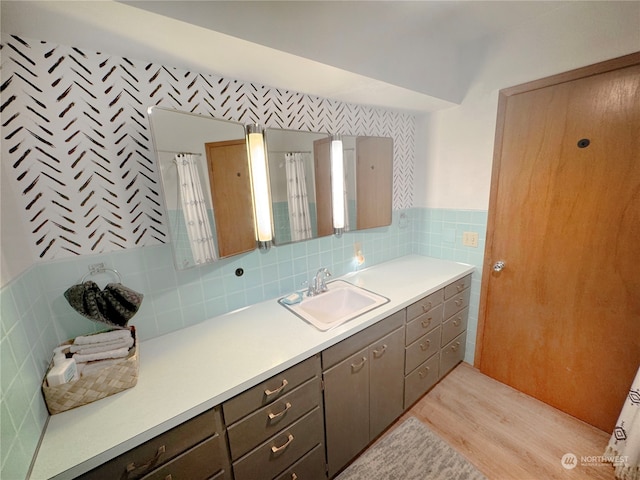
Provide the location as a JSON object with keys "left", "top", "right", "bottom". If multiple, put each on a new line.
{"left": 279, "top": 280, "right": 389, "bottom": 331}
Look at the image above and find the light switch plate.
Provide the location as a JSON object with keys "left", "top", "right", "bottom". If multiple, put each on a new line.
{"left": 463, "top": 231, "right": 479, "bottom": 247}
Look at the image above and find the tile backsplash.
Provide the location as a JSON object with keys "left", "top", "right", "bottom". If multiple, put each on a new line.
{"left": 0, "top": 207, "right": 486, "bottom": 479}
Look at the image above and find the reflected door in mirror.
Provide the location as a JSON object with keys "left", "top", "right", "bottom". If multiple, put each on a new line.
{"left": 205, "top": 140, "right": 256, "bottom": 257}
{"left": 314, "top": 136, "right": 333, "bottom": 237}
{"left": 356, "top": 137, "right": 393, "bottom": 230}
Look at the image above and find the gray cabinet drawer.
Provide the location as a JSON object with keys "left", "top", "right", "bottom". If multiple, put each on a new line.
{"left": 227, "top": 377, "right": 322, "bottom": 461}
{"left": 322, "top": 310, "right": 405, "bottom": 369}
{"left": 232, "top": 407, "right": 324, "bottom": 480}
{"left": 404, "top": 353, "right": 439, "bottom": 409}
{"left": 443, "top": 287, "right": 471, "bottom": 320}
{"left": 223, "top": 355, "right": 321, "bottom": 424}
{"left": 441, "top": 307, "right": 469, "bottom": 347}
{"left": 405, "top": 303, "right": 443, "bottom": 345}
{"left": 443, "top": 275, "right": 471, "bottom": 299}
{"left": 440, "top": 331, "right": 466, "bottom": 376}
{"left": 141, "top": 434, "right": 230, "bottom": 480}
{"left": 273, "top": 443, "right": 326, "bottom": 480}
{"left": 78, "top": 407, "right": 224, "bottom": 480}
{"left": 406, "top": 289, "right": 444, "bottom": 322}
{"left": 405, "top": 326, "right": 441, "bottom": 374}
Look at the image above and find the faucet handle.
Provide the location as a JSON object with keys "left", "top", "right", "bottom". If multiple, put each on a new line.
{"left": 301, "top": 280, "right": 312, "bottom": 297}
{"left": 317, "top": 268, "right": 331, "bottom": 293}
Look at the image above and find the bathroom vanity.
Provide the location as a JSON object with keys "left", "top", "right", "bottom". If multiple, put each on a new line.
{"left": 29, "top": 255, "right": 473, "bottom": 480}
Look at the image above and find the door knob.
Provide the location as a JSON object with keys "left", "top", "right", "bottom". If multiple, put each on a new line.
{"left": 493, "top": 261, "right": 505, "bottom": 272}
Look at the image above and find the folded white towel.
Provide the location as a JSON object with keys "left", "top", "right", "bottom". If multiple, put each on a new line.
{"left": 74, "top": 329, "right": 132, "bottom": 345}
{"left": 70, "top": 336, "right": 134, "bottom": 354}
{"left": 72, "top": 347, "right": 130, "bottom": 363}
{"left": 78, "top": 359, "right": 122, "bottom": 377}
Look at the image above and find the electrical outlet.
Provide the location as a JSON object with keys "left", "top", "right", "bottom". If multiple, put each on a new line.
{"left": 462, "top": 232, "right": 479, "bottom": 248}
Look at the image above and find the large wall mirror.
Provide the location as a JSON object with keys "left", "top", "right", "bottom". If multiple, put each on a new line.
{"left": 148, "top": 107, "right": 256, "bottom": 269}
{"left": 266, "top": 128, "right": 331, "bottom": 245}
{"left": 342, "top": 136, "right": 394, "bottom": 231}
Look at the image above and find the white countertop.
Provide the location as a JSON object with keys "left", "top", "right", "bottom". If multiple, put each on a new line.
{"left": 30, "top": 255, "right": 474, "bottom": 480}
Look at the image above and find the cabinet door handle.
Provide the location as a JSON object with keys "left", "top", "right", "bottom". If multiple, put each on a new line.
{"left": 265, "top": 379, "right": 288, "bottom": 397}
{"left": 455, "top": 298, "right": 463, "bottom": 306}
{"left": 125, "top": 445, "right": 165, "bottom": 478}
{"left": 291, "top": 474, "right": 298, "bottom": 480}
{"left": 373, "top": 344, "right": 387, "bottom": 358}
{"left": 421, "top": 302, "right": 432, "bottom": 312}
{"left": 420, "top": 339, "right": 431, "bottom": 351}
{"left": 268, "top": 402, "right": 292, "bottom": 420}
{"left": 456, "top": 283, "right": 464, "bottom": 292}
{"left": 450, "top": 341, "right": 461, "bottom": 352}
{"left": 419, "top": 366, "right": 430, "bottom": 378}
{"left": 421, "top": 318, "right": 432, "bottom": 328}
{"left": 351, "top": 357, "right": 367, "bottom": 371}
{"left": 271, "top": 434, "right": 294, "bottom": 453}
{"left": 453, "top": 318, "right": 461, "bottom": 327}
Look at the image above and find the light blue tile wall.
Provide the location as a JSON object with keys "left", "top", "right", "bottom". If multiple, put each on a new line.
{"left": 411, "top": 207, "right": 488, "bottom": 365}
{"left": 1, "top": 268, "right": 55, "bottom": 480}
{"left": 0, "top": 207, "right": 487, "bottom": 479}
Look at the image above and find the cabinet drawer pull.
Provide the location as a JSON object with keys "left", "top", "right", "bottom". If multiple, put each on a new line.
{"left": 292, "top": 474, "right": 298, "bottom": 480}
{"left": 421, "top": 318, "right": 432, "bottom": 328}
{"left": 265, "top": 379, "right": 288, "bottom": 397}
{"left": 165, "top": 475, "right": 172, "bottom": 480}
{"left": 268, "top": 402, "right": 292, "bottom": 420}
{"left": 351, "top": 357, "right": 367, "bottom": 371}
{"left": 450, "top": 341, "right": 461, "bottom": 352}
{"left": 125, "top": 445, "right": 165, "bottom": 478}
{"left": 419, "top": 366, "right": 430, "bottom": 378}
{"left": 420, "top": 339, "right": 431, "bottom": 351}
{"left": 453, "top": 318, "right": 461, "bottom": 327}
{"left": 421, "top": 302, "right": 432, "bottom": 312}
{"left": 271, "top": 434, "right": 294, "bottom": 453}
{"left": 373, "top": 344, "right": 387, "bottom": 357}
{"left": 455, "top": 298, "right": 463, "bottom": 306}
{"left": 456, "top": 283, "right": 464, "bottom": 292}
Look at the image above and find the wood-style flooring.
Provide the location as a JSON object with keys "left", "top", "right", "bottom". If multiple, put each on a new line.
{"left": 396, "top": 362, "right": 615, "bottom": 480}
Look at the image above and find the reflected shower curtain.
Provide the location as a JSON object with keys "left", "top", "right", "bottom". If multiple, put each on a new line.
{"left": 285, "top": 153, "right": 312, "bottom": 241}
{"left": 174, "top": 154, "right": 216, "bottom": 264}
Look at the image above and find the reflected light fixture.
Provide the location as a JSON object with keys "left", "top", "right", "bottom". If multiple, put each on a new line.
{"left": 331, "top": 134, "right": 345, "bottom": 236}
{"left": 247, "top": 124, "right": 273, "bottom": 249}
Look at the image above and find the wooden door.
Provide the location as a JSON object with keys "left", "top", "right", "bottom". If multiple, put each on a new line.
{"left": 205, "top": 139, "right": 256, "bottom": 258}
{"left": 314, "top": 137, "right": 333, "bottom": 237}
{"left": 356, "top": 136, "right": 393, "bottom": 230}
{"left": 476, "top": 53, "right": 640, "bottom": 433}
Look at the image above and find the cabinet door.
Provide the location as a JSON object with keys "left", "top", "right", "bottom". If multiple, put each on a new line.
{"left": 369, "top": 327, "right": 405, "bottom": 439}
{"left": 323, "top": 347, "right": 369, "bottom": 477}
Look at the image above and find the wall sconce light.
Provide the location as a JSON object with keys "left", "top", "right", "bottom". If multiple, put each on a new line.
{"left": 247, "top": 124, "right": 273, "bottom": 250}
{"left": 330, "top": 134, "right": 345, "bottom": 236}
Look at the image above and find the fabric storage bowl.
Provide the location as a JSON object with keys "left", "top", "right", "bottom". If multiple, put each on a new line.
{"left": 42, "top": 326, "right": 139, "bottom": 415}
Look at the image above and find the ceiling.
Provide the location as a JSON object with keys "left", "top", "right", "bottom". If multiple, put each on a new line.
{"left": 0, "top": 1, "right": 613, "bottom": 112}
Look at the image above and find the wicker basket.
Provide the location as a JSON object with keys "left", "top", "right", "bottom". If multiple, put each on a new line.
{"left": 42, "top": 327, "right": 139, "bottom": 415}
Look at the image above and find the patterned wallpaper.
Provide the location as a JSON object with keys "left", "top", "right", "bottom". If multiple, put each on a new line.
{"left": 1, "top": 34, "right": 415, "bottom": 262}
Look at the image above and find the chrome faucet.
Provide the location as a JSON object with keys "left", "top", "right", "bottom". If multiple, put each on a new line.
{"left": 307, "top": 267, "right": 331, "bottom": 296}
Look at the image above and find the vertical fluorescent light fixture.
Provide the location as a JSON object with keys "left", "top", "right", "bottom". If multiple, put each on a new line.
{"left": 247, "top": 124, "right": 273, "bottom": 249}
{"left": 331, "top": 134, "right": 345, "bottom": 236}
